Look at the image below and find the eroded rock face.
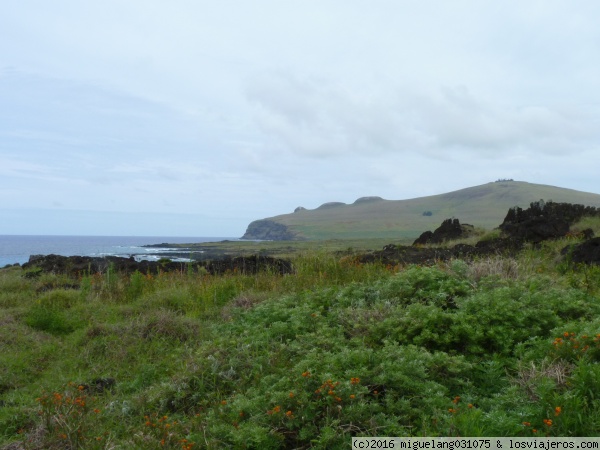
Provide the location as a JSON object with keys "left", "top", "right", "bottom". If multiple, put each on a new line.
{"left": 241, "top": 220, "right": 298, "bottom": 240}
{"left": 413, "top": 219, "right": 475, "bottom": 245}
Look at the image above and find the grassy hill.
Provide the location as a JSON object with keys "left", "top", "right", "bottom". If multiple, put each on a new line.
{"left": 243, "top": 181, "right": 600, "bottom": 240}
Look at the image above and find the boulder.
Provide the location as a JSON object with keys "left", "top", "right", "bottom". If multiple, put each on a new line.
{"left": 562, "top": 238, "right": 600, "bottom": 266}
{"left": 413, "top": 219, "right": 475, "bottom": 245}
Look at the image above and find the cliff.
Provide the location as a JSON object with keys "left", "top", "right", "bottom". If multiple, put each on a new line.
{"left": 241, "top": 219, "right": 299, "bottom": 241}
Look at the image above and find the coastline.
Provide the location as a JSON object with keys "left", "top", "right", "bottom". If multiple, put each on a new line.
{"left": 0, "top": 235, "right": 235, "bottom": 267}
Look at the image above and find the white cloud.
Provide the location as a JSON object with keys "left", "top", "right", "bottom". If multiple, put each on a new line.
{"left": 246, "top": 72, "right": 600, "bottom": 161}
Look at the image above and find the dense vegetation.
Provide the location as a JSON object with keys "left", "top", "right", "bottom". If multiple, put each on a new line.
{"left": 1, "top": 218, "right": 600, "bottom": 449}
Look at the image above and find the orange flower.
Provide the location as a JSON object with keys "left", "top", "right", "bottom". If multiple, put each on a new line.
{"left": 302, "top": 371, "right": 311, "bottom": 378}
{"left": 285, "top": 410, "right": 294, "bottom": 418}
{"left": 448, "top": 408, "right": 457, "bottom": 414}
{"left": 522, "top": 422, "right": 531, "bottom": 427}
{"left": 350, "top": 377, "right": 360, "bottom": 385}
{"left": 468, "top": 404, "right": 474, "bottom": 409}
{"left": 220, "top": 400, "right": 227, "bottom": 405}
{"left": 452, "top": 396, "right": 460, "bottom": 404}
{"left": 350, "top": 394, "right": 356, "bottom": 399}
{"left": 543, "top": 419, "right": 553, "bottom": 427}
{"left": 532, "top": 429, "right": 538, "bottom": 434}
{"left": 289, "top": 392, "right": 294, "bottom": 398}
{"left": 555, "top": 406, "right": 562, "bottom": 416}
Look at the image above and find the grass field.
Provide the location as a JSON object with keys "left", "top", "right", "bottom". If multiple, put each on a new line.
{"left": 1, "top": 218, "right": 600, "bottom": 448}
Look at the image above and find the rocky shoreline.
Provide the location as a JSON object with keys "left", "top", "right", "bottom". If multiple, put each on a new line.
{"left": 22, "top": 253, "right": 293, "bottom": 277}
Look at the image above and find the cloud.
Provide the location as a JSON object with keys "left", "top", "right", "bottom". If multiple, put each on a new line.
{"left": 245, "top": 71, "right": 600, "bottom": 161}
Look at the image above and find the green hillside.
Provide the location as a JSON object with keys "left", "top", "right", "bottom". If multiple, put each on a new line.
{"left": 243, "top": 181, "right": 600, "bottom": 240}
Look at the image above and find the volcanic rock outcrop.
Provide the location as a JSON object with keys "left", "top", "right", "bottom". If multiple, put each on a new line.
{"left": 413, "top": 219, "right": 475, "bottom": 245}
{"left": 23, "top": 254, "right": 293, "bottom": 277}
{"left": 562, "top": 237, "right": 600, "bottom": 266}
{"left": 499, "top": 201, "right": 599, "bottom": 243}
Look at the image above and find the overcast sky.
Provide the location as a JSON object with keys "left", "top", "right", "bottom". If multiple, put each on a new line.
{"left": 1, "top": 1, "right": 599, "bottom": 236}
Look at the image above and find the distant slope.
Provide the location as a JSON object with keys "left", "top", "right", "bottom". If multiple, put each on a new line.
{"left": 242, "top": 181, "right": 600, "bottom": 240}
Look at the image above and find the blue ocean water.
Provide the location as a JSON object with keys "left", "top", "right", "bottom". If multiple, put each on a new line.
{"left": 0, "top": 235, "right": 234, "bottom": 267}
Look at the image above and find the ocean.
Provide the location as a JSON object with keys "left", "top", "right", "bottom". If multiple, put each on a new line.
{"left": 0, "top": 235, "right": 235, "bottom": 268}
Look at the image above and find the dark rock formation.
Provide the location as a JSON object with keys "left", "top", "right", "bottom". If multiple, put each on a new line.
{"left": 241, "top": 219, "right": 298, "bottom": 240}
{"left": 581, "top": 229, "right": 595, "bottom": 240}
{"left": 499, "top": 201, "right": 599, "bottom": 243}
{"left": 562, "top": 238, "right": 600, "bottom": 266}
{"left": 413, "top": 219, "right": 475, "bottom": 245}
{"left": 23, "top": 254, "right": 293, "bottom": 277}
{"left": 474, "top": 237, "right": 523, "bottom": 253}
{"left": 294, "top": 206, "right": 307, "bottom": 213}
{"left": 357, "top": 238, "right": 523, "bottom": 267}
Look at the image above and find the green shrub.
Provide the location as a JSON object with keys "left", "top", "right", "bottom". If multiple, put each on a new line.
{"left": 379, "top": 266, "right": 472, "bottom": 309}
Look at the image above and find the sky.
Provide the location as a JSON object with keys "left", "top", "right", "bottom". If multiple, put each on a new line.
{"left": 1, "top": 1, "right": 600, "bottom": 237}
